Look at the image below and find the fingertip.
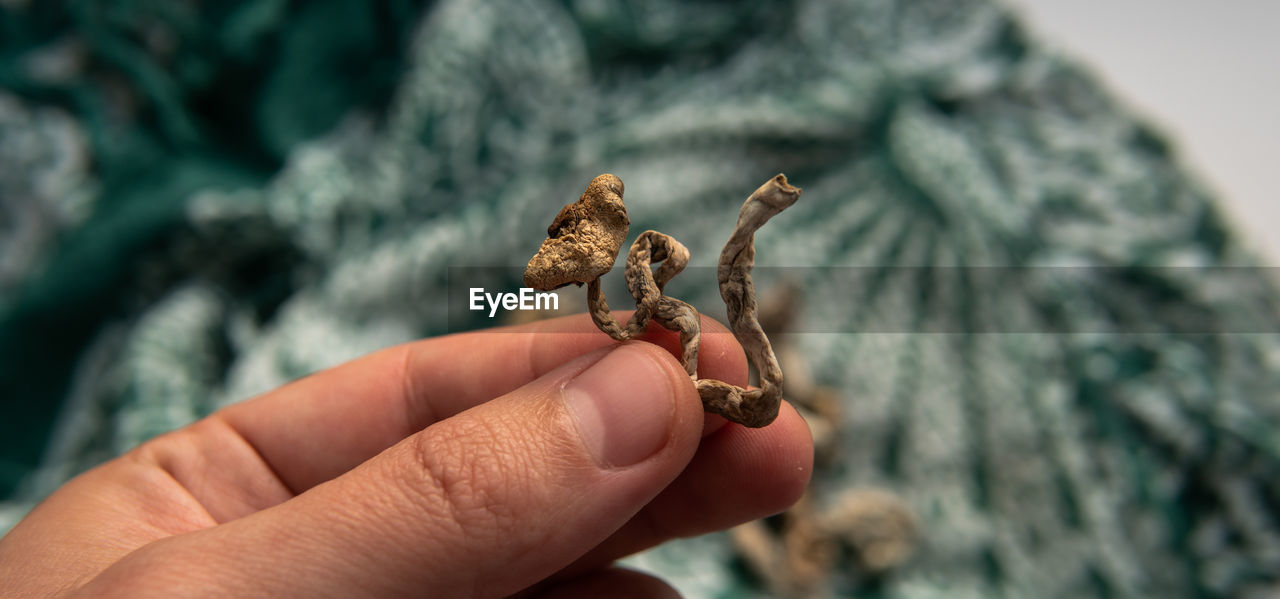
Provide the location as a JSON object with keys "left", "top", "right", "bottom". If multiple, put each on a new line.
{"left": 554, "top": 398, "right": 817, "bottom": 572}
{"left": 694, "top": 320, "right": 749, "bottom": 388}
{"left": 564, "top": 341, "right": 702, "bottom": 469}
{"left": 764, "top": 400, "right": 816, "bottom": 509}
{"left": 621, "top": 340, "right": 709, "bottom": 446}
{"left": 703, "top": 400, "right": 813, "bottom": 515}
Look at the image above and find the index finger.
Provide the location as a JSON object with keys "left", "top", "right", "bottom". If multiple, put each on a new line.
{"left": 216, "top": 313, "right": 748, "bottom": 493}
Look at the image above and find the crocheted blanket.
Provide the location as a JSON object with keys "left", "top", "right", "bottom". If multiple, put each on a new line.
{"left": 2, "top": 1, "right": 1278, "bottom": 596}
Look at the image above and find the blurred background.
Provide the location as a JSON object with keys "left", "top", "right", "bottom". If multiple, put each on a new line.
{"left": 1009, "top": 0, "right": 1280, "bottom": 265}
{"left": 2, "top": 1, "right": 1279, "bottom": 597}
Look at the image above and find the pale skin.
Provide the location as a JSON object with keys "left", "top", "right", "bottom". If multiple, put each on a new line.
{"left": 0, "top": 314, "right": 813, "bottom": 598}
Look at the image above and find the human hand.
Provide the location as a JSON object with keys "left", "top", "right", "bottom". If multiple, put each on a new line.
{"left": 0, "top": 314, "right": 813, "bottom": 597}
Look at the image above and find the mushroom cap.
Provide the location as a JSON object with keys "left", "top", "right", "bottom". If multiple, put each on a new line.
{"left": 524, "top": 174, "right": 630, "bottom": 290}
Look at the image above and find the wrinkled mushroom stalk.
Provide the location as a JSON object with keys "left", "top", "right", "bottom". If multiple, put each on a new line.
{"left": 526, "top": 174, "right": 801, "bottom": 428}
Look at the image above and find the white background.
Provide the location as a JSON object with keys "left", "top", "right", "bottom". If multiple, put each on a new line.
{"left": 1006, "top": 1, "right": 1280, "bottom": 264}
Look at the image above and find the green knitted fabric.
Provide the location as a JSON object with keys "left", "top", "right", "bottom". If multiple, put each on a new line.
{"left": 3, "top": 1, "right": 1279, "bottom": 597}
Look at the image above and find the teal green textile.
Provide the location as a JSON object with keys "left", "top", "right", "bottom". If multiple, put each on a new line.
{"left": 0, "top": 0, "right": 426, "bottom": 490}
{"left": 2, "top": 1, "right": 1280, "bottom": 597}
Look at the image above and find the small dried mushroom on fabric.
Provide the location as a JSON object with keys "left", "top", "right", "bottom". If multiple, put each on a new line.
{"left": 524, "top": 173, "right": 801, "bottom": 428}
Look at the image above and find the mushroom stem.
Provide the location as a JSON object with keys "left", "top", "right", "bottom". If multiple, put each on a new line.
{"left": 652, "top": 295, "right": 701, "bottom": 378}
{"left": 700, "top": 174, "right": 801, "bottom": 427}
{"left": 586, "top": 278, "right": 631, "bottom": 341}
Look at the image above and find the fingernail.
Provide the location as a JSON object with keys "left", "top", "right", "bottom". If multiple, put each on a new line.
{"left": 563, "top": 343, "right": 677, "bottom": 468}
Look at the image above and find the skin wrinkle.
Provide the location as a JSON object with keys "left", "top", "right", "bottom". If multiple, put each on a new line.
{"left": 126, "top": 464, "right": 218, "bottom": 536}
{"left": 169, "top": 435, "right": 214, "bottom": 517}
{"left": 394, "top": 399, "right": 595, "bottom": 598}
{"left": 410, "top": 404, "right": 574, "bottom": 548}
{"left": 397, "top": 343, "right": 432, "bottom": 437}
{"left": 502, "top": 408, "right": 626, "bottom": 596}
{"left": 273, "top": 471, "right": 420, "bottom": 595}
{"left": 406, "top": 421, "right": 507, "bottom": 538}
{"left": 329, "top": 474, "right": 415, "bottom": 564}
{"left": 154, "top": 432, "right": 221, "bottom": 518}
{"left": 130, "top": 437, "right": 233, "bottom": 529}
{"left": 194, "top": 415, "right": 297, "bottom": 507}
{"left": 364, "top": 440, "right": 493, "bottom": 595}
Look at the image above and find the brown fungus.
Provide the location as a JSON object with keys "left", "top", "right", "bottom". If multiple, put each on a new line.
{"left": 524, "top": 173, "right": 629, "bottom": 291}
{"left": 524, "top": 173, "right": 801, "bottom": 428}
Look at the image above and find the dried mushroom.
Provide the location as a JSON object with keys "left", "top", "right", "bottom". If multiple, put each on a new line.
{"left": 524, "top": 173, "right": 801, "bottom": 428}
{"left": 524, "top": 173, "right": 630, "bottom": 290}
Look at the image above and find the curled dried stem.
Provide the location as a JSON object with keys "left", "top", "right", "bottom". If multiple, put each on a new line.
{"left": 701, "top": 174, "right": 801, "bottom": 426}
{"left": 525, "top": 173, "right": 800, "bottom": 427}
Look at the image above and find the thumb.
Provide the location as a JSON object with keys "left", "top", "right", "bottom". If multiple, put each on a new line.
{"left": 83, "top": 342, "right": 704, "bottom": 598}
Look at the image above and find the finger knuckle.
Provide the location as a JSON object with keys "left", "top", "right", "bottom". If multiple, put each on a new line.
{"left": 399, "top": 417, "right": 534, "bottom": 538}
